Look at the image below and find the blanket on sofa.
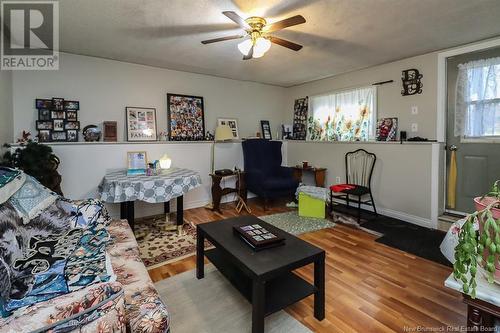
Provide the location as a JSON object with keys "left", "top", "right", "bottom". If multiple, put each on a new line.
{"left": 0, "top": 196, "right": 115, "bottom": 315}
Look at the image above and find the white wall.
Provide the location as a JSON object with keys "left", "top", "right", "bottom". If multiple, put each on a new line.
{"left": 285, "top": 52, "right": 438, "bottom": 140}
{"left": 0, "top": 70, "right": 13, "bottom": 152}
{"left": 288, "top": 141, "right": 441, "bottom": 227}
{"left": 12, "top": 53, "right": 287, "bottom": 142}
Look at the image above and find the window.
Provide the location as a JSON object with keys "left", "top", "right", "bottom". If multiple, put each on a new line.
{"left": 307, "top": 86, "right": 376, "bottom": 141}
{"left": 455, "top": 57, "right": 500, "bottom": 138}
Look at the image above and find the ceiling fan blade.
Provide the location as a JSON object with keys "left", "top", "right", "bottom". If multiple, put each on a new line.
{"left": 264, "top": 15, "right": 306, "bottom": 33}
{"left": 201, "top": 35, "right": 244, "bottom": 44}
{"left": 243, "top": 46, "right": 254, "bottom": 60}
{"left": 269, "top": 36, "right": 303, "bottom": 51}
{"left": 222, "top": 11, "right": 250, "bottom": 30}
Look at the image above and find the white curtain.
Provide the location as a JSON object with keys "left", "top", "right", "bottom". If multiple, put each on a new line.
{"left": 308, "top": 86, "right": 376, "bottom": 141}
{"left": 455, "top": 57, "right": 500, "bottom": 137}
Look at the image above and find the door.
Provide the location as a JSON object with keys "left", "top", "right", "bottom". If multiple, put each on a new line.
{"left": 446, "top": 48, "right": 500, "bottom": 214}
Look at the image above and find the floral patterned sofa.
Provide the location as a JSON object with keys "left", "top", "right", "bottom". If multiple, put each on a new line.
{"left": 0, "top": 168, "right": 169, "bottom": 332}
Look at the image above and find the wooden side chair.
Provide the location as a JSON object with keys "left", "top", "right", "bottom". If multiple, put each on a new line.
{"left": 329, "top": 149, "right": 377, "bottom": 223}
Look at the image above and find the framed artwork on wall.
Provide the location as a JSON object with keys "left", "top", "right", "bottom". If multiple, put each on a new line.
{"left": 126, "top": 107, "right": 158, "bottom": 141}
{"left": 376, "top": 117, "right": 398, "bottom": 141}
{"left": 217, "top": 118, "right": 239, "bottom": 139}
{"left": 292, "top": 97, "right": 308, "bottom": 140}
{"left": 260, "top": 120, "right": 272, "bottom": 140}
{"left": 167, "top": 93, "right": 205, "bottom": 141}
{"left": 35, "top": 97, "right": 80, "bottom": 143}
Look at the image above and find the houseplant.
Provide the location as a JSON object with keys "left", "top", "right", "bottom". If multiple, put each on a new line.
{"left": 454, "top": 180, "right": 500, "bottom": 298}
{"left": 1, "top": 141, "right": 63, "bottom": 195}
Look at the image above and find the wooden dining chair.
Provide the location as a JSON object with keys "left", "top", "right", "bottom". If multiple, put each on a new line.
{"left": 329, "top": 149, "right": 377, "bottom": 223}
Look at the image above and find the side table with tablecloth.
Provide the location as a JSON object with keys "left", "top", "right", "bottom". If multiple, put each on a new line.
{"left": 98, "top": 168, "right": 202, "bottom": 231}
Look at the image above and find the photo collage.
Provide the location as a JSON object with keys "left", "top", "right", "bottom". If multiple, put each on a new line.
{"left": 36, "top": 98, "right": 80, "bottom": 142}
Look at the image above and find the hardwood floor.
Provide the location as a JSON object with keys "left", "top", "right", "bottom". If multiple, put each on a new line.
{"left": 148, "top": 199, "right": 466, "bottom": 333}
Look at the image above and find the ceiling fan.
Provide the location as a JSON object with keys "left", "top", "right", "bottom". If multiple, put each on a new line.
{"left": 201, "top": 11, "right": 306, "bottom": 60}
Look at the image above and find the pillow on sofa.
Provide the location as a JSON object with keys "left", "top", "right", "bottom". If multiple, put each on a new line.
{"left": 8, "top": 175, "right": 58, "bottom": 223}
{"left": 0, "top": 168, "right": 25, "bottom": 205}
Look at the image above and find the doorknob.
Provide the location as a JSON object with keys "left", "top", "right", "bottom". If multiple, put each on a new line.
{"left": 449, "top": 145, "right": 458, "bottom": 151}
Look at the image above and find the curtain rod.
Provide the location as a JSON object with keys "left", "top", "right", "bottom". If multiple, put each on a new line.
{"left": 372, "top": 80, "right": 394, "bottom": 86}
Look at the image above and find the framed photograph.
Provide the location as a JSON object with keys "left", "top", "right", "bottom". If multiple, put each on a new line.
{"left": 36, "top": 120, "right": 53, "bottom": 130}
{"left": 36, "top": 99, "right": 52, "bottom": 109}
{"left": 260, "top": 120, "right": 272, "bottom": 140}
{"left": 167, "top": 93, "right": 205, "bottom": 141}
{"left": 66, "top": 110, "right": 78, "bottom": 121}
{"left": 52, "top": 97, "right": 65, "bottom": 111}
{"left": 64, "top": 100, "right": 79, "bottom": 110}
{"left": 51, "top": 110, "right": 65, "bottom": 119}
{"left": 376, "top": 117, "right": 398, "bottom": 141}
{"left": 292, "top": 97, "right": 308, "bottom": 140}
{"left": 67, "top": 129, "right": 78, "bottom": 142}
{"left": 53, "top": 119, "right": 64, "bottom": 131}
{"left": 217, "top": 118, "right": 239, "bottom": 139}
{"left": 127, "top": 151, "right": 148, "bottom": 175}
{"left": 38, "top": 130, "right": 51, "bottom": 142}
{"left": 38, "top": 108, "right": 51, "bottom": 120}
{"left": 64, "top": 121, "right": 80, "bottom": 130}
{"left": 103, "top": 121, "right": 117, "bottom": 142}
{"left": 51, "top": 131, "right": 67, "bottom": 142}
{"left": 126, "top": 107, "right": 157, "bottom": 141}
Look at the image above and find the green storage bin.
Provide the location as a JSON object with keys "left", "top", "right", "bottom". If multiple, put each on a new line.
{"left": 298, "top": 192, "right": 325, "bottom": 219}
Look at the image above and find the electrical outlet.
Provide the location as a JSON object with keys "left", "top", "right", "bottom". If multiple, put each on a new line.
{"left": 336, "top": 176, "right": 341, "bottom": 184}
{"left": 411, "top": 123, "right": 418, "bottom": 132}
{"left": 411, "top": 106, "right": 418, "bottom": 115}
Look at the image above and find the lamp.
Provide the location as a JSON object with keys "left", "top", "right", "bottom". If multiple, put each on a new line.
{"left": 159, "top": 154, "right": 172, "bottom": 169}
{"left": 211, "top": 125, "right": 234, "bottom": 174}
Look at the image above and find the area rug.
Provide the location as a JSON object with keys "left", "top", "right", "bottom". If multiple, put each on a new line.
{"left": 155, "top": 265, "right": 312, "bottom": 333}
{"left": 259, "top": 211, "right": 335, "bottom": 235}
{"left": 134, "top": 216, "right": 210, "bottom": 269}
{"left": 332, "top": 204, "right": 450, "bottom": 266}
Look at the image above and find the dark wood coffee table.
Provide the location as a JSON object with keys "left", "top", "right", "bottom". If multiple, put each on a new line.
{"left": 196, "top": 216, "right": 325, "bottom": 333}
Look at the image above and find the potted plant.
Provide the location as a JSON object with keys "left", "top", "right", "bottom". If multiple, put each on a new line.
{"left": 454, "top": 180, "right": 500, "bottom": 298}
{"left": 1, "top": 140, "right": 63, "bottom": 195}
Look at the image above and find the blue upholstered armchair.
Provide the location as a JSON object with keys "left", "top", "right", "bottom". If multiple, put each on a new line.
{"left": 242, "top": 139, "right": 299, "bottom": 208}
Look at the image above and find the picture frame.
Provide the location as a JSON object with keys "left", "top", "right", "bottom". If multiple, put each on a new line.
{"left": 52, "top": 97, "right": 65, "bottom": 111}
{"left": 126, "top": 107, "right": 158, "bottom": 141}
{"left": 38, "top": 130, "right": 51, "bottom": 142}
{"left": 292, "top": 97, "right": 308, "bottom": 140}
{"left": 64, "top": 121, "right": 80, "bottom": 130}
{"left": 38, "top": 109, "right": 51, "bottom": 120}
{"left": 51, "top": 110, "right": 65, "bottom": 119}
{"left": 66, "top": 110, "right": 78, "bottom": 121}
{"left": 103, "top": 121, "right": 118, "bottom": 142}
{"left": 51, "top": 131, "right": 67, "bottom": 142}
{"left": 127, "top": 151, "right": 148, "bottom": 175}
{"left": 53, "top": 119, "right": 65, "bottom": 131}
{"left": 260, "top": 120, "right": 272, "bottom": 140}
{"left": 217, "top": 118, "right": 239, "bottom": 139}
{"left": 66, "top": 129, "right": 78, "bottom": 142}
{"left": 36, "top": 99, "right": 52, "bottom": 109}
{"left": 36, "top": 120, "right": 53, "bottom": 130}
{"left": 376, "top": 117, "right": 398, "bottom": 141}
{"left": 64, "top": 100, "right": 80, "bottom": 110}
{"left": 167, "top": 93, "right": 205, "bottom": 141}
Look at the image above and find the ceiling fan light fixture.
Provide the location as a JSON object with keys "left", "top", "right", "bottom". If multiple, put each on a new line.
{"left": 254, "top": 37, "right": 271, "bottom": 55}
{"left": 238, "top": 39, "right": 253, "bottom": 56}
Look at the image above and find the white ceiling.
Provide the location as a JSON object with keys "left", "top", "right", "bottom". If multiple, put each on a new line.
{"left": 58, "top": 0, "right": 500, "bottom": 87}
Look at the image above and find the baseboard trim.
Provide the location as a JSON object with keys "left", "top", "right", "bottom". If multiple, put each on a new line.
{"left": 331, "top": 198, "right": 433, "bottom": 228}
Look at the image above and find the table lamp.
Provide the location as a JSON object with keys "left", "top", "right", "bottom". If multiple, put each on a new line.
{"left": 159, "top": 154, "right": 172, "bottom": 169}
{"left": 211, "top": 125, "right": 233, "bottom": 173}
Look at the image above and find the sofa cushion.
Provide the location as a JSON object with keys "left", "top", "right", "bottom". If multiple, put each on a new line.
{"left": 8, "top": 175, "right": 58, "bottom": 223}
{"left": 0, "top": 281, "right": 125, "bottom": 333}
{"left": 0, "top": 168, "right": 25, "bottom": 205}
{"left": 107, "top": 219, "right": 170, "bottom": 332}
